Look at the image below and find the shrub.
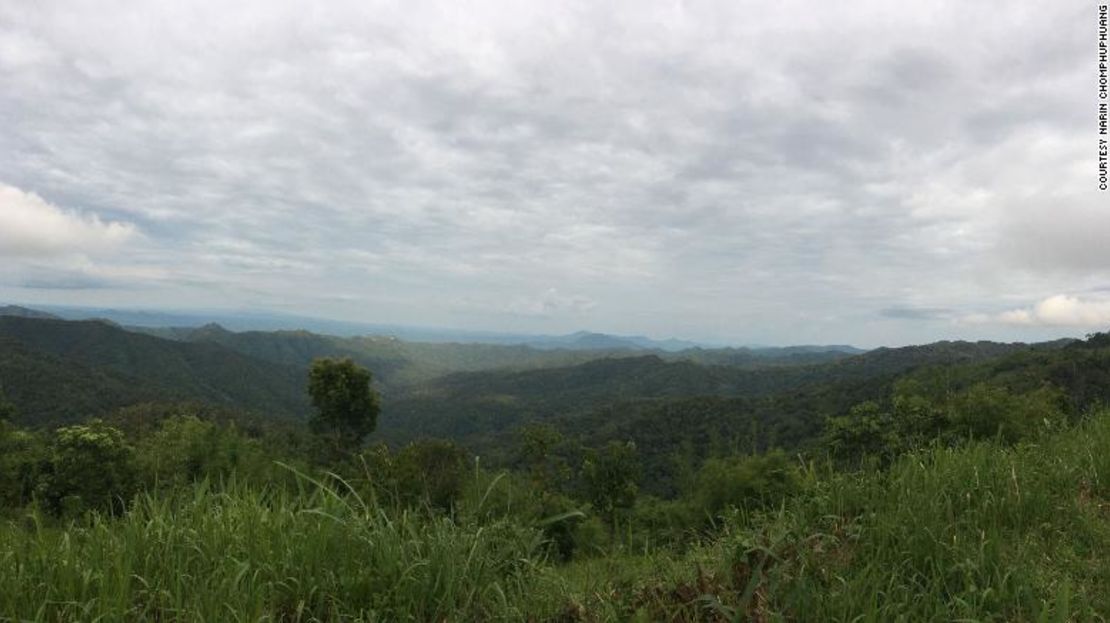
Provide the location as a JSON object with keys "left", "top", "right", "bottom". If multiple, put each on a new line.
{"left": 37, "top": 419, "right": 135, "bottom": 516}
{"left": 691, "top": 450, "right": 799, "bottom": 521}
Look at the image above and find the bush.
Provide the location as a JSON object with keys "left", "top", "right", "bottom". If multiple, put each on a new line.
{"left": 397, "top": 439, "right": 469, "bottom": 511}
{"left": 0, "top": 422, "right": 45, "bottom": 509}
{"left": 581, "top": 441, "right": 640, "bottom": 538}
{"left": 132, "top": 415, "right": 283, "bottom": 490}
{"left": 823, "top": 401, "right": 898, "bottom": 464}
{"left": 949, "top": 383, "right": 1065, "bottom": 443}
{"left": 349, "top": 439, "right": 473, "bottom": 512}
{"left": 690, "top": 450, "right": 799, "bottom": 522}
{"left": 37, "top": 419, "right": 135, "bottom": 516}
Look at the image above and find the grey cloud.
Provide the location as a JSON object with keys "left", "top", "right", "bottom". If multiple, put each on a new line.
{"left": 19, "top": 274, "right": 119, "bottom": 290}
{"left": 879, "top": 307, "right": 953, "bottom": 321}
{"left": 0, "top": 0, "right": 1097, "bottom": 347}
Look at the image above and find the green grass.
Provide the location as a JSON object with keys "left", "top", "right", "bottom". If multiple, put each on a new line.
{"left": 0, "top": 479, "right": 545, "bottom": 621}
{"left": 5, "top": 413, "right": 1110, "bottom": 621}
{"left": 751, "top": 412, "right": 1110, "bottom": 621}
{"left": 530, "top": 411, "right": 1110, "bottom": 621}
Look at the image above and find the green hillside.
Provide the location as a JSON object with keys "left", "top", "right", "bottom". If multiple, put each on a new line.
{"left": 378, "top": 339, "right": 1059, "bottom": 448}
{"left": 0, "top": 317, "right": 309, "bottom": 425}
{"left": 0, "top": 337, "right": 163, "bottom": 426}
{"left": 134, "top": 323, "right": 870, "bottom": 387}
{"left": 2, "top": 362, "right": 1109, "bottom": 620}
{"left": 0, "top": 305, "right": 61, "bottom": 320}
{"left": 1, "top": 315, "right": 1110, "bottom": 620}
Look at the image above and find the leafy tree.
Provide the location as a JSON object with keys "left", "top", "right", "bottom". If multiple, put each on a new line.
{"left": 890, "top": 379, "right": 948, "bottom": 447}
{"left": 38, "top": 419, "right": 134, "bottom": 516}
{"left": 0, "top": 423, "right": 44, "bottom": 509}
{"left": 518, "top": 423, "right": 570, "bottom": 491}
{"left": 1081, "top": 331, "right": 1110, "bottom": 348}
{"left": 581, "top": 441, "right": 640, "bottom": 540}
{"left": 132, "top": 415, "right": 275, "bottom": 489}
{"left": 0, "top": 398, "right": 13, "bottom": 423}
{"left": 824, "top": 401, "right": 898, "bottom": 465}
{"left": 307, "top": 358, "right": 380, "bottom": 456}
{"left": 949, "top": 383, "right": 1064, "bottom": 443}
{"left": 691, "top": 450, "right": 799, "bottom": 521}
{"left": 394, "top": 439, "right": 468, "bottom": 511}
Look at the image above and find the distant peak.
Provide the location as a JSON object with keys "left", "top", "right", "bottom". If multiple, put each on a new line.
{"left": 195, "top": 322, "right": 231, "bottom": 334}
{"left": 0, "top": 305, "right": 61, "bottom": 320}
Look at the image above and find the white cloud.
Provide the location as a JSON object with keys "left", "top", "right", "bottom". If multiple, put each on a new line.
{"left": 0, "top": 183, "right": 137, "bottom": 257}
{"left": 971, "top": 295, "right": 1110, "bottom": 327}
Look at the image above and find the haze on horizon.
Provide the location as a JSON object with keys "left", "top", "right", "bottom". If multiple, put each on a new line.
{"left": 0, "top": 0, "right": 1104, "bottom": 349}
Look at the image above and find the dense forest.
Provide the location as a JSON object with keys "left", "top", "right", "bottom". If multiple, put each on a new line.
{"left": 1, "top": 308, "right": 1109, "bottom": 620}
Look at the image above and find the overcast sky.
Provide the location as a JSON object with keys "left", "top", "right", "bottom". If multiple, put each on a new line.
{"left": 0, "top": 0, "right": 1104, "bottom": 347}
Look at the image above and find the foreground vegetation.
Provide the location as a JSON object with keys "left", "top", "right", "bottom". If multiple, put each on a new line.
{"left": 3, "top": 323, "right": 1110, "bottom": 620}
{"left": 2, "top": 408, "right": 1109, "bottom": 620}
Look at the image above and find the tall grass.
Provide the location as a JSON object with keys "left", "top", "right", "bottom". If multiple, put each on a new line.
{"left": 541, "top": 410, "right": 1110, "bottom": 621}
{"left": 5, "top": 413, "right": 1110, "bottom": 621}
{"left": 749, "top": 409, "right": 1110, "bottom": 620}
{"left": 0, "top": 477, "right": 546, "bottom": 621}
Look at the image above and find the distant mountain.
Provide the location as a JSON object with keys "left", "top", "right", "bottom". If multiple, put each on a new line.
{"left": 377, "top": 338, "right": 1066, "bottom": 447}
{"left": 515, "top": 330, "right": 707, "bottom": 351}
{"left": 35, "top": 304, "right": 720, "bottom": 349}
{"left": 772, "top": 345, "right": 866, "bottom": 354}
{"left": 133, "top": 323, "right": 649, "bottom": 388}
{"left": 521, "top": 331, "right": 645, "bottom": 351}
{"left": 673, "top": 345, "right": 864, "bottom": 369}
{"left": 0, "top": 336, "right": 163, "bottom": 426}
{"left": 29, "top": 303, "right": 883, "bottom": 356}
{"left": 0, "top": 316, "right": 310, "bottom": 426}
{"left": 0, "top": 305, "right": 60, "bottom": 320}
{"left": 130, "top": 322, "right": 872, "bottom": 391}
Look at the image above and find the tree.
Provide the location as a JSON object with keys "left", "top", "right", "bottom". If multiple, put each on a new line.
{"left": 824, "top": 401, "right": 898, "bottom": 466}
{"left": 394, "top": 439, "right": 468, "bottom": 511}
{"left": 0, "top": 422, "right": 44, "bottom": 509}
{"left": 1082, "top": 331, "right": 1110, "bottom": 348}
{"left": 518, "top": 423, "right": 570, "bottom": 491}
{"left": 38, "top": 419, "right": 134, "bottom": 516}
{"left": 307, "top": 358, "right": 380, "bottom": 456}
{"left": 891, "top": 379, "right": 947, "bottom": 446}
{"left": 692, "top": 451, "right": 799, "bottom": 522}
{"left": 581, "top": 441, "right": 640, "bottom": 541}
{"left": 950, "top": 383, "right": 1064, "bottom": 444}
{"left": 0, "top": 390, "right": 15, "bottom": 423}
{"left": 133, "top": 415, "right": 252, "bottom": 489}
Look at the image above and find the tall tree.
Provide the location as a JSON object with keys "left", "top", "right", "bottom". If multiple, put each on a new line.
{"left": 0, "top": 387, "right": 15, "bottom": 423}
{"left": 581, "top": 440, "right": 640, "bottom": 541}
{"left": 307, "top": 358, "right": 380, "bottom": 456}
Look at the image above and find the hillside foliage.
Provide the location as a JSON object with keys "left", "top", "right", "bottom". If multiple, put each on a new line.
{"left": 1, "top": 316, "right": 1110, "bottom": 619}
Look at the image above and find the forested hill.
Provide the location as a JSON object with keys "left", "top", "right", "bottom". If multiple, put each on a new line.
{"left": 136, "top": 324, "right": 644, "bottom": 387}
{"left": 377, "top": 339, "right": 1063, "bottom": 448}
{"left": 0, "top": 305, "right": 61, "bottom": 320}
{"left": 134, "top": 322, "right": 866, "bottom": 387}
{"left": 0, "top": 310, "right": 1080, "bottom": 458}
{"left": 0, "top": 336, "right": 162, "bottom": 426}
{"left": 0, "top": 316, "right": 309, "bottom": 425}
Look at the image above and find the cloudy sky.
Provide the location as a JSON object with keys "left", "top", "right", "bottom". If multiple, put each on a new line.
{"left": 0, "top": 0, "right": 1104, "bottom": 347}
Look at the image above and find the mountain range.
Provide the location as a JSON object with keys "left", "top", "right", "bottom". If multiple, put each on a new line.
{"left": 21, "top": 303, "right": 854, "bottom": 352}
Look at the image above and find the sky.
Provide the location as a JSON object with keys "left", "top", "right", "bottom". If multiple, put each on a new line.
{"left": 0, "top": 0, "right": 1105, "bottom": 348}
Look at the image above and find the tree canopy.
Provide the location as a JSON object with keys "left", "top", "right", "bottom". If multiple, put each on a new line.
{"left": 307, "top": 358, "right": 380, "bottom": 454}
